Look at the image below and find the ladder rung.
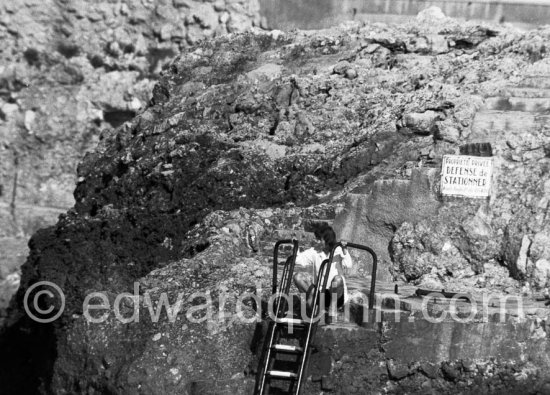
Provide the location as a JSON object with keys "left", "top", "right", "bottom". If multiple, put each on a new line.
{"left": 277, "top": 317, "right": 307, "bottom": 326}
{"left": 267, "top": 370, "right": 298, "bottom": 379}
{"left": 273, "top": 344, "right": 303, "bottom": 353}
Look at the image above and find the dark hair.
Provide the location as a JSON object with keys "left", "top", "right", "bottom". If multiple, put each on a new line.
{"left": 313, "top": 222, "right": 336, "bottom": 252}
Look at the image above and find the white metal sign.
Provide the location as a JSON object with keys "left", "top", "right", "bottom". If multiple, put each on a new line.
{"left": 441, "top": 155, "right": 493, "bottom": 198}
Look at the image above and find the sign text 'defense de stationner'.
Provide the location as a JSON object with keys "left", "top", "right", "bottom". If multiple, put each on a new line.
{"left": 440, "top": 155, "right": 493, "bottom": 198}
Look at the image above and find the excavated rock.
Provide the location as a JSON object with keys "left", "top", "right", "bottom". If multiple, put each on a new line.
{"left": 2, "top": 8, "right": 550, "bottom": 394}
{"left": 0, "top": 0, "right": 262, "bottom": 327}
{"left": 0, "top": 0, "right": 261, "bottom": 238}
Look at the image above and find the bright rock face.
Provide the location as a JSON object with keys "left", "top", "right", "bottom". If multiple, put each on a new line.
{"left": 1, "top": 7, "right": 550, "bottom": 394}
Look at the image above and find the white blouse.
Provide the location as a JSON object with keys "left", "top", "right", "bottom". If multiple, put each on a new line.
{"left": 295, "top": 246, "right": 352, "bottom": 302}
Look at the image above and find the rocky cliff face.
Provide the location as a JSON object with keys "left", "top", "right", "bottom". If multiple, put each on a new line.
{"left": 0, "top": 0, "right": 261, "bottom": 235}
{"left": 0, "top": 0, "right": 261, "bottom": 323}
{"left": 1, "top": 7, "right": 550, "bottom": 394}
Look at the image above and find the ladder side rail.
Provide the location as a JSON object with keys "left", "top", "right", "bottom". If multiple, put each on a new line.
{"left": 271, "top": 240, "right": 284, "bottom": 295}
{"left": 295, "top": 254, "right": 334, "bottom": 394}
{"left": 256, "top": 239, "right": 300, "bottom": 395}
{"left": 283, "top": 240, "right": 299, "bottom": 296}
{"left": 255, "top": 320, "right": 276, "bottom": 395}
{"left": 271, "top": 239, "right": 299, "bottom": 294}
{"left": 272, "top": 239, "right": 299, "bottom": 318}
{"left": 275, "top": 262, "right": 290, "bottom": 318}
{"left": 271, "top": 239, "right": 292, "bottom": 319}
{"left": 340, "top": 242, "right": 378, "bottom": 310}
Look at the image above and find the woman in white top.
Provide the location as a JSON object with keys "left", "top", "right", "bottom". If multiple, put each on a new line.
{"left": 293, "top": 223, "right": 352, "bottom": 313}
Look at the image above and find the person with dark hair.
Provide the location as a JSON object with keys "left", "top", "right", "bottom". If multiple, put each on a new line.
{"left": 293, "top": 223, "right": 352, "bottom": 317}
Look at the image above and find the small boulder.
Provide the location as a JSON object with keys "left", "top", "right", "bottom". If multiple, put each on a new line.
{"left": 333, "top": 61, "right": 350, "bottom": 75}
{"left": 416, "top": 6, "right": 447, "bottom": 24}
{"left": 387, "top": 360, "right": 409, "bottom": 380}
{"left": 192, "top": 4, "right": 218, "bottom": 29}
{"left": 0, "top": 102, "right": 19, "bottom": 120}
{"left": 420, "top": 362, "right": 439, "bottom": 379}
{"left": 429, "top": 34, "right": 449, "bottom": 54}
{"left": 441, "top": 362, "right": 461, "bottom": 381}
{"left": 344, "top": 68, "right": 357, "bottom": 80}
{"left": 436, "top": 120, "right": 460, "bottom": 142}
{"left": 515, "top": 235, "right": 531, "bottom": 278}
{"left": 461, "top": 359, "right": 476, "bottom": 372}
{"left": 533, "top": 259, "right": 550, "bottom": 289}
{"left": 402, "top": 111, "right": 441, "bottom": 135}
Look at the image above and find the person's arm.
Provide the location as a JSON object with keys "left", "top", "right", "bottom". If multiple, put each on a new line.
{"left": 332, "top": 245, "right": 352, "bottom": 277}
{"left": 340, "top": 246, "right": 353, "bottom": 269}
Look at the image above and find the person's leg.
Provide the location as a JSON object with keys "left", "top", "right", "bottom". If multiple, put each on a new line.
{"left": 328, "top": 275, "right": 345, "bottom": 316}
{"left": 293, "top": 272, "right": 311, "bottom": 294}
{"left": 293, "top": 273, "right": 314, "bottom": 309}
{"left": 331, "top": 275, "right": 344, "bottom": 300}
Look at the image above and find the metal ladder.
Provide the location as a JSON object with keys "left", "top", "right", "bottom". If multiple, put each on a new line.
{"left": 254, "top": 240, "right": 378, "bottom": 395}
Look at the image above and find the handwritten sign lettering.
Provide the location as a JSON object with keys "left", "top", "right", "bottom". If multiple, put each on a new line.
{"left": 441, "top": 155, "right": 493, "bottom": 198}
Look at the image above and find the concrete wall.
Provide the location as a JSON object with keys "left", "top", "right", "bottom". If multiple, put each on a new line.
{"left": 260, "top": 0, "right": 550, "bottom": 30}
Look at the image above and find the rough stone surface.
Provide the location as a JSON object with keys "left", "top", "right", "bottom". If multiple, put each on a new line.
{"left": 0, "top": 0, "right": 261, "bottom": 238}
{"left": 533, "top": 259, "right": 550, "bottom": 289}
{"left": 1, "top": 8, "right": 550, "bottom": 395}
{"left": 389, "top": 202, "right": 501, "bottom": 286}
{"left": 335, "top": 169, "right": 441, "bottom": 281}
{"left": 0, "top": 0, "right": 262, "bottom": 328}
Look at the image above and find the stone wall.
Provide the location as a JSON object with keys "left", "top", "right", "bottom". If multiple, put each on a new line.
{"left": 260, "top": 0, "right": 550, "bottom": 30}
